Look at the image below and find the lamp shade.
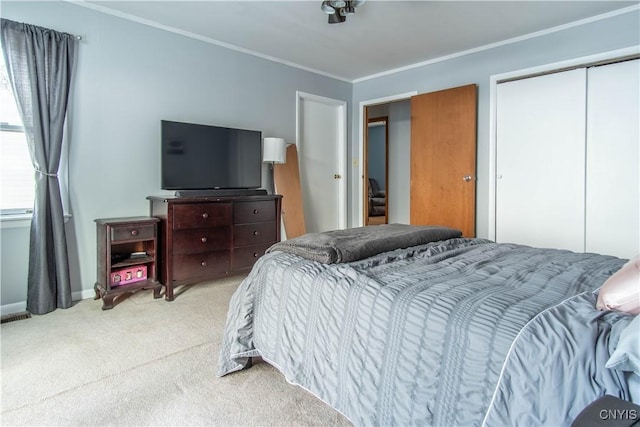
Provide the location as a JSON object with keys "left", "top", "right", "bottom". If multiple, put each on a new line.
{"left": 263, "top": 137, "right": 287, "bottom": 164}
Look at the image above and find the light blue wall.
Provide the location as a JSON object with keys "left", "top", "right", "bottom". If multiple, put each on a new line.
{"left": 387, "top": 100, "right": 411, "bottom": 224}
{"left": 367, "top": 125, "right": 385, "bottom": 188}
{"left": 351, "top": 8, "right": 640, "bottom": 238}
{"left": 1, "top": 2, "right": 639, "bottom": 309}
{"left": 367, "top": 102, "right": 411, "bottom": 224}
{"left": 0, "top": 1, "right": 351, "bottom": 308}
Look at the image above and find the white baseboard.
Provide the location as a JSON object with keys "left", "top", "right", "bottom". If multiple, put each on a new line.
{"left": 1, "top": 289, "right": 96, "bottom": 316}
{"left": 1, "top": 301, "right": 27, "bottom": 316}
{"left": 77, "top": 289, "right": 96, "bottom": 301}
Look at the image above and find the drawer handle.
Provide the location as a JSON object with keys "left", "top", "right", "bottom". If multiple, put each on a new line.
{"left": 201, "top": 237, "right": 208, "bottom": 243}
{"left": 253, "top": 230, "right": 259, "bottom": 236}
{"left": 131, "top": 229, "right": 139, "bottom": 236}
{"left": 253, "top": 252, "right": 258, "bottom": 258}
{"left": 253, "top": 209, "right": 259, "bottom": 214}
{"left": 202, "top": 213, "right": 209, "bottom": 219}
{"left": 201, "top": 261, "right": 207, "bottom": 267}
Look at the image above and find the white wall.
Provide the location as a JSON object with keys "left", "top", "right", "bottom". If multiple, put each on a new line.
{"left": 351, "top": 7, "right": 640, "bottom": 238}
{"left": 0, "top": 1, "right": 351, "bottom": 308}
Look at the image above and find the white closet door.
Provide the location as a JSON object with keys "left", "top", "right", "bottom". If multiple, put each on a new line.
{"left": 586, "top": 59, "right": 640, "bottom": 259}
{"left": 496, "top": 69, "right": 587, "bottom": 252}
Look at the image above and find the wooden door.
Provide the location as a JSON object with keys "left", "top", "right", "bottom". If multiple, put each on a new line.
{"left": 410, "top": 84, "right": 477, "bottom": 237}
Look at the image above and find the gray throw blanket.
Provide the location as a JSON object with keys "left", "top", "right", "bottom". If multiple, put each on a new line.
{"left": 266, "top": 223, "right": 462, "bottom": 263}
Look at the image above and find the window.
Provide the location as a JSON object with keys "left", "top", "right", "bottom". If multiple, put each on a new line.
{"left": 0, "top": 52, "right": 34, "bottom": 216}
{"left": 0, "top": 49, "right": 70, "bottom": 220}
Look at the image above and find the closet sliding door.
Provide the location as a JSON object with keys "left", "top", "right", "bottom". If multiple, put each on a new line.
{"left": 585, "top": 59, "right": 640, "bottom": 259}
{"left": 495, "top": 69, "right": 587, "bottom": 252}
{"left": 496, "top": 59, "right": 639, "bottom": 258}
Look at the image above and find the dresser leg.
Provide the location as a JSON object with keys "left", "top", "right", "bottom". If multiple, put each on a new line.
{"left": 153, "top": 284, "right": 162, "bottom": 299}
{"left": 165, "top": 283, "right": 174, "bottom": 301}
{"left": 101, "top": 294, "right": 116, "bottom": 310}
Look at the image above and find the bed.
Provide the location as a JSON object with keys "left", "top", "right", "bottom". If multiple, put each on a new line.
{"left": 217, "top": 224, "right": 639, "bottom": 426}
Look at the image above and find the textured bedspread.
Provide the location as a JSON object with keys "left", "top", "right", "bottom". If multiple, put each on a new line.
{"left": 483, "top": 292, "right": 638, "bottom": 426}
{"left": 218, "top": 238, "right": 625, "bottom": 426}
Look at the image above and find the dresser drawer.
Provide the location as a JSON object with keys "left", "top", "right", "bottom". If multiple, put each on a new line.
{"left": 111, "top": 223, "right": 155, "bottom": 242}
{"left": 234, "top": 201, "right": 276, "bottom": 224}
{"left": 172, "top": 251, "right": 230, "bottom": 281}
{"left": 173, "top": 203, "right": 232, "bottom": 230}
{"left": 232, "top": 243, "right": 273, "bottom": 270}
{"left": 173, "top": 227, "right": 231, "bottom": 254}
{"left": 234, "top": 222, "right": 276, "bottom": 247}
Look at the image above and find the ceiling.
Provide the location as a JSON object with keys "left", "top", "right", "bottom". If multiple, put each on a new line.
{"left": 79, "top": 1, "right": 639, "bottom": 82}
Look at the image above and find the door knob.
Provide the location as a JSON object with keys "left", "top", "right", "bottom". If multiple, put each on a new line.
{"left": 463, "top": 175, "right": 473, "bottom": 182}
{"left": 334, "top": 174, "right": 341, "bottom": 179}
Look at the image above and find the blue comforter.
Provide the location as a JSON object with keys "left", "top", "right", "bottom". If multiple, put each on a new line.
{"left": 483, "top": 292, "right": 638, "bottom": 426}
{"left": 218, "top": 237, "right": 630, "bottom": 426}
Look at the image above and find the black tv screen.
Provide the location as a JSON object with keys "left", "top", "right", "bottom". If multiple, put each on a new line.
{"left": 161, "top": 120, "right": 262, "bottom": 190}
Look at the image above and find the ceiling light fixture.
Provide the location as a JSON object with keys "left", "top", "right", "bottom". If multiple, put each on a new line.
{"left": 328, "top": 11, "right": 346, "bottom": 24}
{"left": 320, "top": 1, "right": 335, "bottom": 14}
{"left": 321, "top": 0, "right": 365, "bottom": 24}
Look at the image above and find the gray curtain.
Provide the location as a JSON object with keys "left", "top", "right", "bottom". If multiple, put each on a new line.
{"left": 1, "top": 19, "right": 76, "bottom": 314}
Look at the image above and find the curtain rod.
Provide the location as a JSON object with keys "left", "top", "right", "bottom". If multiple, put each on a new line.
{"left": 2, "top": 18, "right": 84, "bottom": 41}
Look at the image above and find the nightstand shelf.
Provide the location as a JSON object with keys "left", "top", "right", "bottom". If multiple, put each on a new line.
{"left": 94, "top": 217, "right": 163, "bottom": 310}
{"left": 112, "top": 255, "right": 155, "bottom": 269}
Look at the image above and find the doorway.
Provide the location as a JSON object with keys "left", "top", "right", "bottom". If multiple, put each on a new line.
{"left": 365, "top": 116, "right": 388, "bottom": 226}
{"left": 296, "top": 91, "right": 347, "bottom": 233}
{"left": 358, "top": 85, "right": 477, "bottom": 236}
{"left": 359, "top": 92, "right": 417, "bottom": 227}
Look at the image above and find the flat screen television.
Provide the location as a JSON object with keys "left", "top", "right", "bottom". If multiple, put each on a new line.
{"left": 161, "top": 120, "right": 262, "bottom": 191}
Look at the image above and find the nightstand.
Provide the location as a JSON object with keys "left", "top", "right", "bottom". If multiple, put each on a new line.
{"left": 94, "top": 217, "right": 163, "bottom": 309}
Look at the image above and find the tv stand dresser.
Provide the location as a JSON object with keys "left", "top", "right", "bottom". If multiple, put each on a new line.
{"left": 147, "top": 194, "right": 282, "bottom": 301}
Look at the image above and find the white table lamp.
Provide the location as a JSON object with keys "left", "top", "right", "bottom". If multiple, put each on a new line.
{"left": 263, "top": 137, "right": 287, "bottom": 164}
{"left": 263, "top": 137, "right": 287, "bottom": 195}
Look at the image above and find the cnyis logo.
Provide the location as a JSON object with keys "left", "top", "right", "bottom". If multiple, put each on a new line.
{"left": 599, "top": 409, "right": 639, "bottom": 421}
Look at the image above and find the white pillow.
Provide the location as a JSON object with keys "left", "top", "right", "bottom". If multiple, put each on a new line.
{"left": 597, "top": 255, "right": 640, "bottom": 315}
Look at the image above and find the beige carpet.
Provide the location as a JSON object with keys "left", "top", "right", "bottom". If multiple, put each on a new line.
{"left": 0, "top": 275, "right": 352, "bottom": 426}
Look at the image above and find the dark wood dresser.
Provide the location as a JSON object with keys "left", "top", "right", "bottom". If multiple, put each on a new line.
{"left": 147, "top": 195, "right": 282, "bottom": 301}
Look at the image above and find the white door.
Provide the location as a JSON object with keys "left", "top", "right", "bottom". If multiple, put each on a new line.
{"left": 496, "top": 69, "right": 587, "bottom": 252}
{"left": 297, "top": 92, "right": 347, "bottom": 233}
{"left": 586, "top": 59, "right": 640, "bottom": 259}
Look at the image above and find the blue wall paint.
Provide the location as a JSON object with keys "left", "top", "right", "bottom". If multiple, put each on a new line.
{"left": 1, "top": 2, "right": 638, "bottom": 307}
{"left": 367, "top": 124, "right": 386, "bottom": 188}
{"left": 0, "top": 1, "right": 351, "bottom": 307}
